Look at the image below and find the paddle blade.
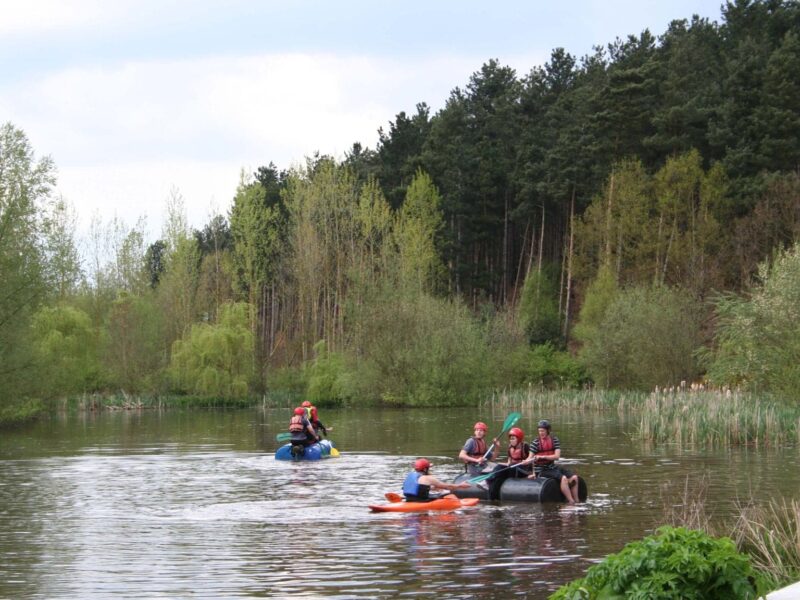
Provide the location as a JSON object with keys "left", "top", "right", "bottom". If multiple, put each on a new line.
{"left": 275, "top": 432, "right": 292, "bottom": 442}
{"left": 329, "top": 447, "right": 340, "bottom": 457}
{"left": 500, "top": 412, "right": 522, "bottom": 435}
{"left": 385, "top": 492, "right": 403, "bottom": 503}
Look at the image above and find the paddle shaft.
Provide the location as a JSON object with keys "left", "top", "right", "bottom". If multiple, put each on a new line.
{"left": 481, "top": 412, "right": 521, "bottom": 461}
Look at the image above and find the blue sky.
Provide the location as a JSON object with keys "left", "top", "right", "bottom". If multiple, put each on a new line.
{"left": 1, "top": 0, "right": 725, "bottom": 250}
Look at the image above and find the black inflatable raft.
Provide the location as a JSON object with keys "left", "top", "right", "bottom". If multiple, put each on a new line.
{"left": 453, "top": 472, "right": 588, "bottom": 503}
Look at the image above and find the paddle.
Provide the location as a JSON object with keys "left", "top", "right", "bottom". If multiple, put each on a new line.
{"left": 481, "top": 412, "right": 521, "bottom": 461}
{"left": 467, "top": 462, "right": 527, "bottom": 484}
{"left": 385, "top": 492, "right": 403, "bottom": 503}
{"left": 275, "top": 432, "right": 292, "bottom": 442}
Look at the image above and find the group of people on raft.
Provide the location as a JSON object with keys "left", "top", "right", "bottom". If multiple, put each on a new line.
{"left": 403, "top": 419, "right": 581, "bottom": 504}
{"left": 287, "top": 401, "right": 330, "bottom": 457}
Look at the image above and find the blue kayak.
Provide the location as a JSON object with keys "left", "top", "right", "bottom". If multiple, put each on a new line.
{"left": 275, "top": 439, "right": 339, "bottom": 461}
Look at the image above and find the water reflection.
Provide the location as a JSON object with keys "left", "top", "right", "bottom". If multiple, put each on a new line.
{"left": 0, "top": 407, "right": 798, "bottom": 598}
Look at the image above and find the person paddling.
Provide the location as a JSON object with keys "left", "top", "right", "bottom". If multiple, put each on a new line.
{"left": 524, "top": 419, "right": 580, "bottom": 504}
{"left": 301, "top": 400, "right": 330, "bottom": 437}
{"left": 458, "top": 421, "right": 500, "bottom": 477}
{"left": 402, "top": 458, "right": 470, "bottom": 502}
{"left": 288, "top": 407, "right": 320, "bottom": 457}
{"left": 472, "top": 426, "right": 531, "bottom": 492}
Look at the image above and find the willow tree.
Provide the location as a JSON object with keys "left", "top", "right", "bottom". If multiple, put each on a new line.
{"left": 169, "top": 301, "right": 254, "bottom": 398}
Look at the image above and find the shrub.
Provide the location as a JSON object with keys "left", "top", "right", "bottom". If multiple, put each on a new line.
{"left": 550, "top": 526, "right": 763, "bottom": 600}
{"left": 305, "top": 340, "right": 349, "bottom": 406}
{"left": 578, "top": 285, "right": 704, "bottom": 390}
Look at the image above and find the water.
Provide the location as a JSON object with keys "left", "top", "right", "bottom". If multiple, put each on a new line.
{"left": 1, "top": 406, "right": 798, "bottom": 599}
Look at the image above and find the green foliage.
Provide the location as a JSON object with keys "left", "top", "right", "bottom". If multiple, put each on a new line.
{"left": 518, "top": 266, "right": 561, "bottom": 346}
{"left": 31, "top": 304, "right": 104, "bottom": 397}
{"left": 393, "top": 169, "right": 445, "bottom": 292}
{"left": 705, "top": 242, "right": 800, "bottom": 397}
{"left": 579, "top": 285, "right": 703, "bottom": 390}
{"left": 305, "top": 340, "right": 348, "bottom": 406}
{"left": 347, "top": 287, "right": 490, "bottom": 406}
{"left": 573, "top": 263, "right": 619, "bottom": 346}
{"left": 170, "top": 302, "right": 255, "bottom": 399}
{"left": 0, "top": 123, "right": 54, "bottom": 402}
{"left": 105, "top": 292, "right": 165, "bottom": 392}
{"left": 496, "top": 343, "right": 585, "bottom": 389}
{"left": 550, "top": 526, "right": 762, "bottom": 600}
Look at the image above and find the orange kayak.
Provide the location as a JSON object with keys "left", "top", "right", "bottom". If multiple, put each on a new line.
{"left": 369, "top": 494, "right": 479, "bottom": 513}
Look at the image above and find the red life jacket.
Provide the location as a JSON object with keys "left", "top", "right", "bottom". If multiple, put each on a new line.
{"left": 507, "top": 442, "right": 530, "bottom": 464}
{"left": 535, "top": 435, "right": 555, "bottom": 462}
{"left": 468, "top": 437, "right": 487, "bottom": 457}
{"left": 288, "top": 414, "right": 305, "bottom": 433}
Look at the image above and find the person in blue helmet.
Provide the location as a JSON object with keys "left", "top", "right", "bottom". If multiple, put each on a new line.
{"left": 524, "top": 419, "right": 580, "bottom": 504}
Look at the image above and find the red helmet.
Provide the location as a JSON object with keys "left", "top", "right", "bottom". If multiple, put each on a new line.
{"left": 508, "top": 427, "right": 525, "bottom": 440}
{"left": 414, "top": 458, "right": 431, "bottom": 471}
{"left": 302, "top": 401, "right": 311, "bottom": 407}
{"left": 474, "top": 422, "right": 488, "bottom": 431}
{"left": 294, "top": 407, "right": 305, "bottom": 415}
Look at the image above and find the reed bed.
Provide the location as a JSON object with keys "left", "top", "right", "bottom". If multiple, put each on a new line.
{"left": 731, "top": 499, "right": 800, "bottom": 590}
{"left": 637, "top": 389, "right": 800, "bottom": 447}
{"left": 484, "top": 387, "right": 800, "bottom": 447}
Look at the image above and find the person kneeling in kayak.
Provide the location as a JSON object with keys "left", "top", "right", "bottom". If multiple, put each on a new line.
{"left": 402, "top": 458, "right": 470, "bottom": 502}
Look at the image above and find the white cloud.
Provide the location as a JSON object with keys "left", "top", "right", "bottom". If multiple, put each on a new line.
{"left": 5, "top": 51, "right": 517, "bottom": 244}
{"left": 0, "top": 0, "right": 129, "bottom": 36}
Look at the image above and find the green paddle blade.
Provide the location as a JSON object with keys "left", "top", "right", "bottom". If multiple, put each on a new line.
{"left": 275, "top": 432, "right": 292, "bottom": 442}
{"left": 499, "top": 412, "right": 522, "bottom": 435}
{"left": 481, "top": 412, "right": 522, "bottom": 460}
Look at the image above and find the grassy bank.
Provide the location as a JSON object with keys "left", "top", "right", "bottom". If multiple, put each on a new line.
{"left": 0, "top": 398, "right": 46, "bottom": 428}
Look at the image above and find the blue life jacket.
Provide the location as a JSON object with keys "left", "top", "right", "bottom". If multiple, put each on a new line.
{"left": 402, "top": 471, "right": 430, "bottom": 499}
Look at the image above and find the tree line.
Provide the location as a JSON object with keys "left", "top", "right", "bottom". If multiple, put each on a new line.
{"left": 2, "top": 0, "right": 799, "bottom": 418}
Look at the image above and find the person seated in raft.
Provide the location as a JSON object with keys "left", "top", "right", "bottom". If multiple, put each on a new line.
{"left": 402, "top": 458, "right": 471, "bottom": 502}
{"left": 288, "top": 407, "right": 320, "bottom": 457}
{"left": 474, "top": 426, "right": 531, "bottom": 491}
{"left": 301, "top": 400, "right": 331, "bottom": 437}
{"left": 458, "top": 421, "right": 500, "bottom": 477}
{"left": 523, "top": 419, "right": 580, "bottom": 504}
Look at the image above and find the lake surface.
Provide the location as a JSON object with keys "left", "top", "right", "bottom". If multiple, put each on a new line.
{"left": 1, "top": 405, "right": 798, "bottom": 599}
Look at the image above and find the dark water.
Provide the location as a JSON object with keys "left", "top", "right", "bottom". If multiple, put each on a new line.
{"left": 1, "top": 406, "right": 798, "bottom": 599}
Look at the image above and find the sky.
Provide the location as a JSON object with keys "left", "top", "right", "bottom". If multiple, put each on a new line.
{"left": 1, "top": 0, "right": 726, "bottom": 250}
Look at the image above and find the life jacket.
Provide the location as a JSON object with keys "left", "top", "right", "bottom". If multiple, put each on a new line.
{"left": 304, "top": 405, "right": 320, "bottom": 423}
{"left": 507, "top": 442, "right": 530, "bottom": 464}
{"left": 534, "top": 435, "right": 556, "bottom": 467}
{"left": 288, "top": 414, "right": 305, "bottom": 433}
{"left": 467, "top": 437, "right": 487, "bottom": 458}
{"left": 402, "top": 471, "right": 430, "bottom": 499}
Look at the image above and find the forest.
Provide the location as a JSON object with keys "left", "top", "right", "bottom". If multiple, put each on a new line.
{"left": 2, "top": 0, "right": 799, "bottom": 422}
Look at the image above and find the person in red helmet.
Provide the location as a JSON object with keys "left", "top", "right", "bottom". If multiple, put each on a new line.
{"left": 402, "top": 458, "right": 470, "bottom": 502}
{"left": 288, "top": 407, "right": 319, "bottom": 457}
{"left": 301, "top": 400, "right": 330, "bottom": 437}
{"left": 458, "top": 421, "right": 500, "bottom": 477}
{"left": 473, "top": 426, "right": 532, "bottom": 493}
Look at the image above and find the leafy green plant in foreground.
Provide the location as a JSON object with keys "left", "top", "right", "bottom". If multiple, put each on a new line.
{"left": 550, "top": 526, "right": 763, "bottom": 600}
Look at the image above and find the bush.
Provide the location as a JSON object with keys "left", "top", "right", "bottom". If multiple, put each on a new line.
{"left": 169, "top": 302, "right": 255, "bottom": 398}
{"left": 519, "top": 266, "right": 562, "bottom": 346}
{"left": 305, "top": 340, "right": 349, "bottom": 406}
{"left": 578, "top": 285, "right": 704, "bottom": 390}
{"left": 551, "top": 526, "right": 763, "bottom": 600}
{"left": 705, "top": 242, "right": 800, "bottom": 397}
{"left": 346, "top": 287, "right": 490, "bottom": 406}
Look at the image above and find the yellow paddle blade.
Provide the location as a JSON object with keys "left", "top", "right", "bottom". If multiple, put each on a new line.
{"left": 329, "top": 447, "right": 340, "bottom": 457}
